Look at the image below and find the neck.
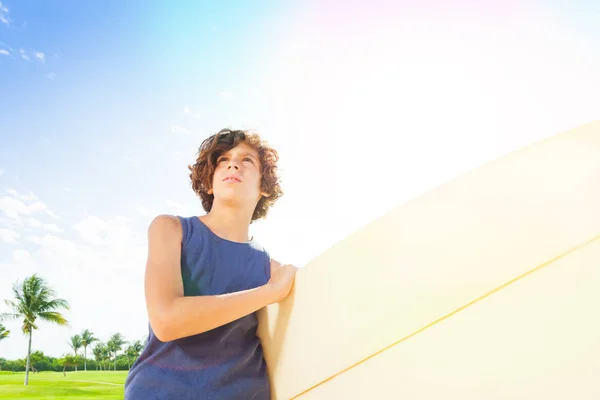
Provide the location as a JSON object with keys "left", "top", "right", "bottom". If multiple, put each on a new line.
{"left": 200, "top": 201, "right": 253, "bottom": 243}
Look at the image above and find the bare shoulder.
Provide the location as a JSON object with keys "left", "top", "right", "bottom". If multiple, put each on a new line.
{"left": 148, "top": 214, "right": 182, "bottom": 242}
{"left": 269, "top": 257, "right": 282, "bottom": 268}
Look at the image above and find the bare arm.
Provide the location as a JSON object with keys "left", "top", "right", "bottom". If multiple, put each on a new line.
{"left": 144, "top": 215, "right": 295, "bottom": 342}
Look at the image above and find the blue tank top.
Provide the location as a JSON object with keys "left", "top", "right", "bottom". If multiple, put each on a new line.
{"left": 124, "top": 216, "right": 271, "bottom": 400}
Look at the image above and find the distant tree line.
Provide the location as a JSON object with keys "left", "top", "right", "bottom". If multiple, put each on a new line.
{"left": 0, "top": 336, "right": 144, "bottom": 373}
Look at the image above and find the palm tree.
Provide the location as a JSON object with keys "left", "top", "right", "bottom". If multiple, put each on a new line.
{"left": 125, "top": 340, "right": 144, "bottom": 369}
{"left": 0, "top": 323, "right": 10, "bottom": 341}
{"left": 80, "top": 329, "right": 97, "bottom": 371}
{"left": 92, "top": 342, "right": 104, "bottom": 371}
{"left": 106, "top": 333, "right": 125, "bottom": 371}
{"left": 60, "top": 353, "right": 78, "bottom": 377}
{"left": 100, "top": 343, "right": 111, "bottom": 371}
{"left": 67, "top": 334, "right": 82, "bottom": 371}
{"left": 1, "top": 274, "right": 70, "bottom": 385}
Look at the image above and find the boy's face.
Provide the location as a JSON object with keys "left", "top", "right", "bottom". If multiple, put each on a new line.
{"left": 209, "top": 141, "right": 267, "bottom": 209}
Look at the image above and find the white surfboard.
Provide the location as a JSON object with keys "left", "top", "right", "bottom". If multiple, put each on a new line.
{"left": 257, "top": 121, "right": 600, "bottom": 399}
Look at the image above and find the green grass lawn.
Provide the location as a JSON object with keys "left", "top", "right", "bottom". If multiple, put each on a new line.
{"left": 0, "top": 370, "right": 127, "bottom": 399}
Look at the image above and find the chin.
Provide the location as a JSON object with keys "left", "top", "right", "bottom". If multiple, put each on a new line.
{"left": 217, "top": 191, "right": 260, "bottom": 209}
{"left": 215, "top": 193, "right": 247, "bottom": 207}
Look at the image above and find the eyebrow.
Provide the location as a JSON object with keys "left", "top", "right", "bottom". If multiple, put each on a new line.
{"left": 238, "top": 151, "right": 259, "bottom": 160}
{"left": 220, "top": 151, "right": 259, "bottom": 160}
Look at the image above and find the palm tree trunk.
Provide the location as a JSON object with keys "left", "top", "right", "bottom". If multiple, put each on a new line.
{"left": 84, "top": 346, "right": 87, "bottom": 371}
{"left": 24, "top": 331, "right": 32, "bottom": 386}
{"left": 114, "top": 352, "right": 117, "bottom": 371}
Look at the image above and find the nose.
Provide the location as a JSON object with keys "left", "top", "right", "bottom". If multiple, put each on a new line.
{"left": 227, "top": 158, "right": 240, "bottom": 170}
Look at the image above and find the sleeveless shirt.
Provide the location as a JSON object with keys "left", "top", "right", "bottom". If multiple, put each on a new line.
{"left": 124, "top": 216, "right": 272, "bottom": 400}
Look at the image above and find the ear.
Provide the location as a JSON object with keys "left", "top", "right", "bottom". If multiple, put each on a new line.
{"left": 261, "top": 190, "right": 269, "bottom": 197}
{"left": 208, "top": 187, "right": 214, "bottom": 195}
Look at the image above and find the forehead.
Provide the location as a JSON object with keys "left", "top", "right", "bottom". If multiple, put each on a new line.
{"left": 223, "top": 141, "right": 259, "bottom": 157}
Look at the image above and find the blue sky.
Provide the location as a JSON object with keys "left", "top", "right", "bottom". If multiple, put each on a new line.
{"left": 1, "top": 1, "right": 599, "bottom": 360}
{"left": 0, "top": 1, "right": 287, "bottom": 220}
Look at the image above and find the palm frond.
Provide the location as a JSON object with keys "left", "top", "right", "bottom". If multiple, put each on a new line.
{"left": 68, "top": 334, "right": 83, "bottom": 351}
{"left": 39, "top": 298, "right": 70, "bottom": 312}
{"left": 38, "top": 311, "right": 69, "bottom": 327}
{"left": 0, "top": 312, "right": 19, "bottom": 322}
{"left": 0, "top": 324, "right": 10, "bottom": 340}
{"left": 11, "top": 282, "right": 24, "bottom": 303}
{"left": 3, "top": 299, "right": 19, "bottom": 313}
{"left": 81, "top": 328, "right": 97, "bottom": 344}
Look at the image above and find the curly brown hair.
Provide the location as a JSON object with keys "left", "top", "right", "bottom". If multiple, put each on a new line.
{"left": 188, "top": 128, "right": 283, "bottom": 222}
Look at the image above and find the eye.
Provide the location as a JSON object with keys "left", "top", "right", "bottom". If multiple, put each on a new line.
{"left": 217, "top": 156, "right": 228, "bottom": 163}
{"left": 243, "top": 157, "right": 254, "bottom": 163}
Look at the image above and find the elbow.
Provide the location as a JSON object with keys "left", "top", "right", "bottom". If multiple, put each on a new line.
{"left": 152, "top": 323, "right": 173, "bottom": 343}
{"left": 149, "top": 309, "right": 176, "bottom": 342}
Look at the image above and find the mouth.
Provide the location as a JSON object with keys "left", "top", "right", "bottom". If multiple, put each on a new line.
{"left": 223, "top": 176, "right": 242, "bottom": 183}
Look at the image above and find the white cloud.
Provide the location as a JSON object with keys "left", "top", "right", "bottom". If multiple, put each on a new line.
{"left": 47, "top": 72, "right": 56, "bottom": 80}
{"left": 171, "top": 125, "right": 190, "bottom": 134}
{"left": 24, "top": 234, "right": 81, "bottom": 273}
{"left": 27, "top": 200, "right": 50, "bottom": 214}
{"left": 0, "top": 49, "right": 9, "bottom": 56}
{"left": 73, "top": 216, "right": 108, "bottom": 245}
{"left": 0, "top": 211, "right": 149, "bottom": 360}
{"left": 27, "top": 234, "right": 74, "bottom": 249}
{"left": 73, "top": 215, "right": 131, "bottom": 246}
{"left": 0, "top": 195, "right": 30, "bottom": 219}
{"left": 0, "top": 228, "right": 19, "bottom": 244}
{"left": 12, "top": 249, "right": 30, "bottom": 263}
{"left": 43, "top": 223, "right": 64, "bottom": 233}
{"left": 46, "top": 209, "right": 60, "bottom": 219}
{"left": 15, "top": 191, "right": 38, "bottom": 202}
{"left": 0, "top": 189, "right": 60, "bottom": 224}
{"left": 183, "top": 105, "right": 202, "bottom": 119}
{"left": 219, "top": 91, "right": 235, "bottom": 101}
{"left": 27, "top": 217, "right": 42, "bottom": 227}
{"left": 0, "top": 1, "right": 9, "bottom": 25}
{"left": 165, "top": 199, "right": 183, "bottom": 208}
{"left": 19, "top": 49, "right": 29, "bottom": 61}
{"left": 33, "top": 52, "right": 45, "bottom": 63}
{"left": 25, "top": 216, "right": 62, "bottom": 233}
{"left": 164, "top": 200, "right": 193, "bottom": 217}
{"left": 136, "top": 207, "right": 156, "bottom": 218}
